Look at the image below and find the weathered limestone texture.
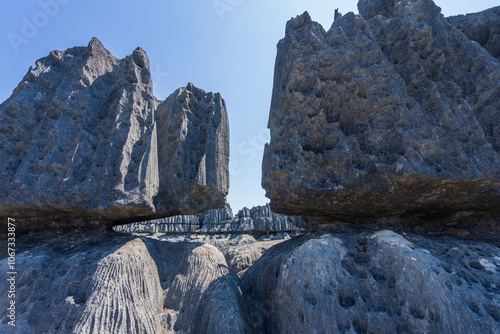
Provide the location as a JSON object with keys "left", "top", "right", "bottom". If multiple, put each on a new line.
{"left": 113, "top": 203, "right": 306, "bottom": 234}
{"left": 447, "top": 6, "right": 500, "bottom": 59}
{"left": 154, "top": 83, "right": 229, "bottom": 215}
{"left": 0, "top": 38, "right": 229, "bottom": 235}
{"left": 243, "top": 226, "right": 500, "bottom": 334}
{"left": 262, "top": 0, "right": 500, "bottom": 226}
{"left": 0, "top": 231, "right": 247, "bottom": 334}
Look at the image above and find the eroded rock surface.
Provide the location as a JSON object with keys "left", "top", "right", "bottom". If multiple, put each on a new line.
{"left": 2, "top": 227, "right": 497, "bottom": 333}
{"left": 154, "top": 83, "right": 229, "bottom": 215}
{"left": 447, "top": 6, "right": 500, "bottom": 59}
{"left": 242, "top": 226, "right": 500, "bottom": 333}
{"left": 0, "top": 38, "right": 229, "bottom": 235}
{"left": 113, "top": 203, "right": 306, "bottom": 234}
{"left": 262, "top": 0, "right": 500, "bottom": 224}
{"left": 225, "top": 239, "right": 286, "bottom": 277}
{"left": 0, "top": 231, "right": 246, "bottom": 334}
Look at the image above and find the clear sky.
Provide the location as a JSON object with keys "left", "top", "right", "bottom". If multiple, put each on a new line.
{"left": 0, "top": 0, "right": 497, "bottom": 212}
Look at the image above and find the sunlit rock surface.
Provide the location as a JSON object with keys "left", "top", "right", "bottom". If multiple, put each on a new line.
{"left": 262, "top": 0, "right": 500, "bottom": 228}
{"left": 113, "top": 203, "right": 306, "bottom": 234}
{"left": 0, "top": 38, "right": 229, "bottom": 235}
{"left": 243, "top": 226, "right": 500, "bottom": 333}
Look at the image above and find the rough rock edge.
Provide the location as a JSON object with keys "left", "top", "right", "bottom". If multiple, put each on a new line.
{"left": 0, "top": 38, "right": 229, "bottom": 237}
{"left": 262, "top": 0, "right": 500, "bottom": 230}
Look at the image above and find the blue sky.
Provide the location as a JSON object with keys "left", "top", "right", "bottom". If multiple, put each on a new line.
{"left": 0, "top": 0, "right": 497, "bottom": 212}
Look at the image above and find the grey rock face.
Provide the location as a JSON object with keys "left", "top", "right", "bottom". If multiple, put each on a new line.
{"left": 154, "top": 83, "right": 230, "bottom": 215}
{"left": 113, "top": 203, "right": 306, "bottom": 234}
{"left": 0, "top": 38, "right": 229, "bottom": 235}
{"left": 447, "top": 6, "right": 500, "bottom": 59}
{"left": 225, "top": 239, "right": 286, "bottom": 277}
{"left": 262, "top": 0, "right": 500, "bottom": 224}
{"left": 231, "top": 204, "right": 306, "bottom": 233}
{"left": 0, "top": 231, "right": 246, "bottom": 334}
{"left": 242, "top": 226, "right": 500, "bottom": 334}
{"left": 146, "top": 232, "right": 295, "bottom": 278}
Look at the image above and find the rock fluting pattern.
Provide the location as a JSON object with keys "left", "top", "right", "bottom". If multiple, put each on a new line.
{"left": 262, "top": 0, "right": 500, "bottom": 224}
{"left": 447, "top": 6, "right": 500, "bottom": 59}
{"left": 113, "top": 203, "right": 306, "bottom": 234}
{"left": 0, "top": 231, "right": 247, "bottom": 334}
{"left": 0, "top": 38, "right": 229, "bottom": 235}
{"left": 3, "top": 227, "right": 497, "bottom": 334}
{"left": 242, "top": 226, "right": 500, "bottom": 334}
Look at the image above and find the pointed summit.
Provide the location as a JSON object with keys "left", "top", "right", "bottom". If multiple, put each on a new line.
{"left": 87, "top": 37, "right": 105, "bottom": 50}
{"left": 288, "top": 11, "right": 313, "bottom": 29}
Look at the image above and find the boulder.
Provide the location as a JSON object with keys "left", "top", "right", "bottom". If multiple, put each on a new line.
{"left": 447, "top": 6, "right": 500, "bottom": 59}
{"left": 0, "top": 38, "right": 229, "bottom": 235}
{"left": 242, "top": 226, "right": 500, "bottom": 334}
{"left": 262, "top": 0, "right": 500, "bottom": 226}
{"left": 225, "top": 239, "right": 286, "bottom": 277}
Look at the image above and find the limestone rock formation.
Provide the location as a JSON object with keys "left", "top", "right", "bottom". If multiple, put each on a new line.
{"left": 242, "top": 226, "right": 500, "bottom": 334}
{"left": 230, "top": 204, "right": 306, "bottom": 233}
{"left": 0, "top": 38, "right": 229, "bottom": 235}
{"left": 147, "top": 233, "right": 296, "bottom": 278}
{"left": 0, "top": 230, "right": 246, "bottom": 334}
{"left": 113, "top": 203, "right": 306, "bottom": 234}
{"left": 262, "top": 0, "right": 500, "bottom": 225}
{"left": 225, "top": 239, "right": 286, "bottom": 277}
{"left": 154, "top": 83, "right": 229, "bottom": 215}
{"left": 447, "top": 6, "right": 500, "bottom": 59}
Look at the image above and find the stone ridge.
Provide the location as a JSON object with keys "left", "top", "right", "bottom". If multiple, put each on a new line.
{"left": 0, "top": 38, "right": 229, "bottom": 235}
{"left": 113, "top": 203, "right": 306, "bottom": 234}
{"left": 262, "top": 0, "right": 500, "bottom": 225}
{"left": 447, "top": 6, "right": 500, "bottom": 59}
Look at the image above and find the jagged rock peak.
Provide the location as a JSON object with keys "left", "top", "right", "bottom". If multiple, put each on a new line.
{"left": 113, "top": 203, "right": 306, "bottom": 234}
{"left": 289, "top": 11, "right": 312, "bottom": 28}
{"left": 358, "top": 0, "right": 442, "bottom": 21}
{"left": 88, "top": 36, "right": 105, "bottom": 49}
{"left": 0, "top": 38, "right": 229, "bottom": 236}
